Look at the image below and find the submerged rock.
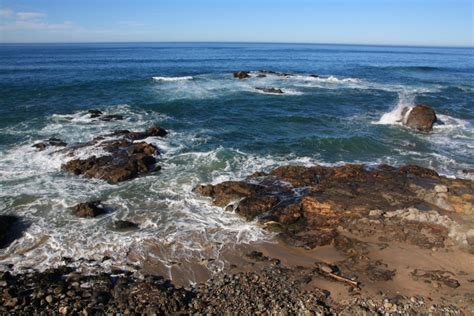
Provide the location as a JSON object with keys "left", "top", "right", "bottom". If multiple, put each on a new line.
{"left": 255, "top": 87, "right": 284, "bottom": 94}
{"left": 32, "top": 138, "right": 67, "bottom": 151}
{"left": 73, "top": 201, "right": 108, "bottom": 218}
{"left": 99, "top": 114, "right": 124, "bottom": 122}
{"left": 233, "top": 71, "right": 250, "bottom": 79}
{"left": 111, "top": 220, "right": 139, "bottom": 231}
{"left": 404, "top": 104, "right": 437, "bottom": 132}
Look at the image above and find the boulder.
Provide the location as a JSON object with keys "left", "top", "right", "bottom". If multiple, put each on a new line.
{"left": 255, "top": 87, "right": 284, "bottom": 94}
{"left": 73, "top": 201, "right": 108, "bottom": 218}
{"left": 233, "top": 71, "right": 250, "bottom": 79}
{"left": 404, "top": 104, "right": 437, "bottom": 132}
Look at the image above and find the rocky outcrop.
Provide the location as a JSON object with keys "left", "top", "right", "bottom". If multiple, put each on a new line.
{"left": 195, "top": 164, "right": 473, "bottom": 249}
{"left": 233, "top": 71, "right": 250, "bottom": 79}
{"left": 61, "top": 126, "right": 166, "bottom": 183}
{"left": 404, "top": 104, "right": 437, "bottom": 132}
{"left": 255, "top": 87, "right": 284, "bottom": 94}
{"left": 73, "top": 201, "right": 108, "bottom": 218}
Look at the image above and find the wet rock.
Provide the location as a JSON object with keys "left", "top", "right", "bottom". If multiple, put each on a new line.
{"left": 404, "top": 104, "right": 437, "bottom": 132}
{"left": 0, "top": 215, "right": 20, "bottom": 248}
{"left": 111, "top": 220, "right": 139, "bottom": 231}
{"left": 255, "top": 87, "right": 284, "bottom": 94}
{"left": 99, "top": 114, "right": 123, "bottom": 122}
{"left": 62, "top": 126, "right": 165, "bottom": 183}
{"left": 73, "top": 201, "right": 108, "bottom": 218}
{"left": 88, "top": 109, "right": 103, "bottom": 118}
{"left": 33, "top": 138, "right": 67, "bottom": 151}
{"left": 195, "top": 163, "right": 473, "bottom": 249}
{"left": 233, "top": 71, "right": 250, "bottom": 79}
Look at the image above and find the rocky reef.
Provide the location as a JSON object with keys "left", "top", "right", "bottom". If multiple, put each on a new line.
{"left": 195, "top": 164, "right": 473, "bottom": 250}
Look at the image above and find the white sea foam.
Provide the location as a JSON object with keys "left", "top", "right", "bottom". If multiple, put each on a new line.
{"left": 152, "top": 76, "right": 193, "bottom": 81}
{"left": 375, "top": 91, "right": 415, "bottom": 125}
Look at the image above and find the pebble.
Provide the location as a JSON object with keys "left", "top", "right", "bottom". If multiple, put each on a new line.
{"left": 434, "top": 185, "right": 448, "bottom": 193}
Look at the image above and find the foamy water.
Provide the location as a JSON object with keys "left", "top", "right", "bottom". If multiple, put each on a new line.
{"left": 1, "top": 43, "right": 473, "bottom": 281}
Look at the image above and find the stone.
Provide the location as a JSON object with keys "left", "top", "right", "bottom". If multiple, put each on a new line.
{"left": 73, "top": 201, "right": 108, "bottom": 218}
{"left": 255, "top": 87, "right": 284, "bottom": 94}
{"left": 434, "top": 185, "right": 448, "bottom": 193}
{"left": 404, "top": 104, "right": 437, "bottom": 132}
{"left": 233, "top": 71, "right": 250, "bottom": 79}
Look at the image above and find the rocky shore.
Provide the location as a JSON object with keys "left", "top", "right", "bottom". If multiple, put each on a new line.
{"left": 2, "top": 161, "right": 473, "bottom": 313}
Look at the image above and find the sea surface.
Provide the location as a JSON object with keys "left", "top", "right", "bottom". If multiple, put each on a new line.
{"left": 0, "top": 43, "right": 473, "bottom": 277}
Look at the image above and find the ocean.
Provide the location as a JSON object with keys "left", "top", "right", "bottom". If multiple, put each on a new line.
{"left": 0, "top": 43, "right": 473, "bottom": 277}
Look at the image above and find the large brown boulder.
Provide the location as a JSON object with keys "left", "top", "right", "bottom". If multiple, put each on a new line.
{"left": 404, "top": 104, "right": 437, "bottom": 132}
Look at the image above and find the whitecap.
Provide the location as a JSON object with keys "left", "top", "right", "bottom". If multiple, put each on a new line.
{"left": 152, "top": 76, "right": 193, "bottom": 81}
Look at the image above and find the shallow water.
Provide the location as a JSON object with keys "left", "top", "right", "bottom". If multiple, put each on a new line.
{"left": 0, "top": 43, "right": 473, "bottom": 278}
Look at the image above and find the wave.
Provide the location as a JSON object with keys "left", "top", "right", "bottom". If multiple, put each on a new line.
{"left": 374, "top": 91, "right": 415, "bottom": 125}
{"left": 152, "top": 76, "right": 193, "bottom": 81}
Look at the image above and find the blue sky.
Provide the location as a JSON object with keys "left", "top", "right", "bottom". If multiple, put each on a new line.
{"left": 0, "top": 0, "right": 472, "bottom": 46}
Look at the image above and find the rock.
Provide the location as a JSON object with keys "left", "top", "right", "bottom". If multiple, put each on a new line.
{"left": 99, "top": 114, "right": 123, "bottom": 122}
{"left": 0, "top": 215, "right": 19, "bottom": 248}
{"left": 233, "top": 71, "right": 250, "bottom": 79}
{"left": 45, "top": 295, "right": 54, "bottom": 304}
{"left": 255, "top": 87, "right": 284, "bottom": 94}
{"left": 434, "top": 185, "right": 448, "bottom": 193}
{"left": 404, "top": 104, "right": 437, "bottom": 132}
{"left": 33, "top": 138, "right": 67, "bottom": 151}
{"left": 73, "top": 201, "right": 108, "bottom": 218}
{"left": 112, "top": 220, "right": 139, "bottom": 231}
{"left": 309, "top": 74, "right": 320, "bottom": 78}
{"left": 88, "top": 109, "right": 103, "bottom": 118}
{"left": 195, "top": 163, "right": 473, "bottom": 249}
{"left": 61, "top": 126, "right": 164, "bottom": 183}
{"left": 369, "top": 210, "right": 384, "bottom": 217}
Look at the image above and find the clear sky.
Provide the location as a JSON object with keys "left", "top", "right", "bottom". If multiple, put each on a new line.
{"left": 0, "top": 0, "right": 473, "bottom": 46}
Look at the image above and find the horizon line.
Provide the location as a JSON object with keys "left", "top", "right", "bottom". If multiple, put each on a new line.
{"left": 0, "top": 40, "right": 472, "bottom": 49}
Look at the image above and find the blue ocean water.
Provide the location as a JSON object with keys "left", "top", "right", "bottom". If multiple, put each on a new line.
{"left": 0, "top": 43, "right": 473, "bottom": 275}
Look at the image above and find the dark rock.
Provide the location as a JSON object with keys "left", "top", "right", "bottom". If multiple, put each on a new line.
{"left": 73, "top": 201, "right": 108, "bottom": 218}
{"left": 99, "top": 114, "right": 123, "bottom": 122}
{"left": 88, "top": 109, "right": 103, "bottom": 118}
{"left": 0, "top": 215, "right": 19, "bottom": 248}
{"left": 111, "top": 220, "right": 139, "bottom": 231}
{"left": 404, "top": 104, "right": 437, "bottom": 132}
{"left": 33, "top": 138, "right": 67, "bottom": 151}
{"left": 233, "top": 71, "right": 250, "bottom": 79}
{"left": 309, "top": 74, "right": 320, "bottom": 78}
{"left": 255, "top": 87, "right": 284, "bottom": 94}
{"left": 61, "top": 126, "right": 164, "bottom": 183}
